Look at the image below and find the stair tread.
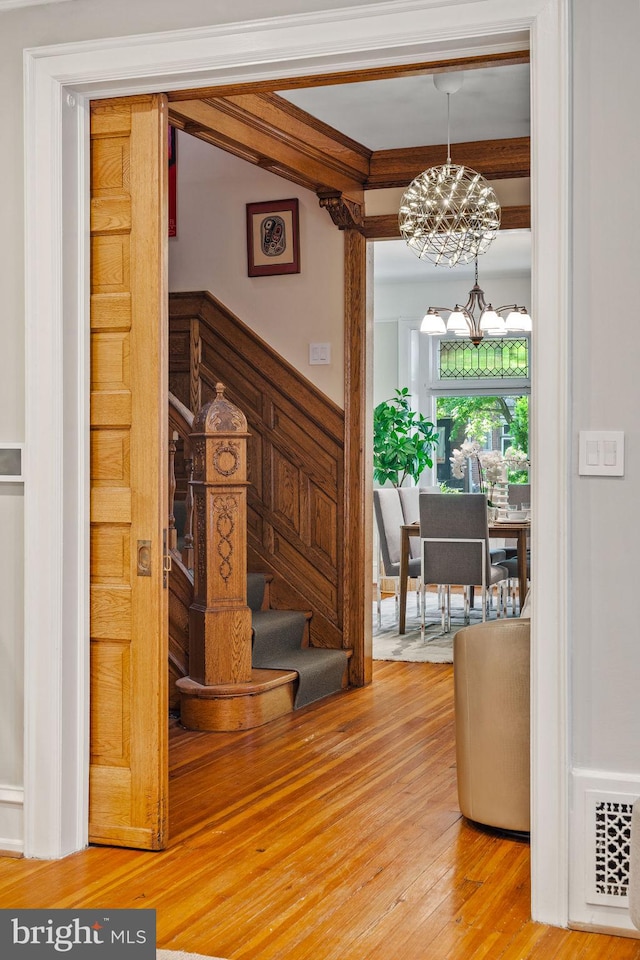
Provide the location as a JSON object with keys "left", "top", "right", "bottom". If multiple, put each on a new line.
{"left": 251, "top": 609, "right": 309, "bottom": 653}
{"left": 176, "top": 668, "right": 298, "bottom": 698}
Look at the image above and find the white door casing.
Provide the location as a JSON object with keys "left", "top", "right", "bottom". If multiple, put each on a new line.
{"left": 23, "top": 0, "right": 570, "bottom": 926}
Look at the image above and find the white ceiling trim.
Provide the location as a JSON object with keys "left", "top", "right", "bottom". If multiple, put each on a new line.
{"left": 0, "top": 0, "right": 73, "bottom": 10}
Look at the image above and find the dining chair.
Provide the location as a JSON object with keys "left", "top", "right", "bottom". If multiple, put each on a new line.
{"left": 418, "top": 492, "right": 508, "bottom": 635}
{"left": 508, "top": 482, "right": 531, "bottom": 509}
{"left": 398, "top": 485, "right": 439, "bottom": 559}
{"left": 504, "top": 482, "right": 531, "bottom": 612}
{"left": 373, "top": 487, "right": 422, "bottom": 626}
{"left": 501, "top": 553, "right": 531, "bottom": 615}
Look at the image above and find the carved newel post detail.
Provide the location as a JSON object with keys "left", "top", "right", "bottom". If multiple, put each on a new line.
{"left": 187, "top": 382, "right": 252, "bottom": 685}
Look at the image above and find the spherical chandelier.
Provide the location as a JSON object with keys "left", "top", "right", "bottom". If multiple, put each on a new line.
{"left": 398, "top": 73, "right": 501, "bottom": 267}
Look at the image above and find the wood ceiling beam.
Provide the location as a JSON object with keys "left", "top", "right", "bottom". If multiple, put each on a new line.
{"left": 167, "top": 50, "right": 529, "bottom": 101}
{"left": 362, "top": 204, "right": 530, "bottom": 240}
{"left": 169, "top": 94, "right": 368, "bottom": 203}
{"left": 367, "top": 137, "right": 530, "bottom": 189}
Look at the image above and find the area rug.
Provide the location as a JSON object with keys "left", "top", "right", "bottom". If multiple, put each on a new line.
{"left": 373, "top": 591, "right": 490, "bottom": 663}
{"left": 157, "top": 952, "right": 227, "bottom": 959}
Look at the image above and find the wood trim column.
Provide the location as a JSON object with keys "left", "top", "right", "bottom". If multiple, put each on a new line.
{"left": 185, "top": 382, "right": 252, "bottom": 685}
{"left": 343, "top": 229, "right": 373, "bottom": 685}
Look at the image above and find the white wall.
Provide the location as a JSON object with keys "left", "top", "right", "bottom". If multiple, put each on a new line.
{"left": 373, "top": 322, "right": 399, "bottom": 408}
{"left": 571, "top": 0, "right": 640, "bottom": 774}
{"left": 374, "top": 273, "right": 531, "bottom": 322}
{"left": 169, "top": 133, "right": 344, "bottom": 404}
{"left": 568, "top": 0, "right": 640, "bottom": 931}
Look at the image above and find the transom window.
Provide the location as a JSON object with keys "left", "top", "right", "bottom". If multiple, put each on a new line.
{"left": 438, "top": 337, "right": 529, "bottom": 380}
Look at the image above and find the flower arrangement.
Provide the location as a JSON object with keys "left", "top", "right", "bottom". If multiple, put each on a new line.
{"left": 450, "top": 441, "right": 529, "bottom": 504}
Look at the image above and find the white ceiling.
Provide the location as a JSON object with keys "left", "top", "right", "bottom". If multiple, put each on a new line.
{"left": 281, "top": 65, "right": 531, "bottom": 282}
{"left": 281, "top": 64, "right": 530, "bottom": 151}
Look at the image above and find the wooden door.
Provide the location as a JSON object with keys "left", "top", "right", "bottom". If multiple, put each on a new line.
{"left": 89, "top": 95, "right": 169, "bottom": 848}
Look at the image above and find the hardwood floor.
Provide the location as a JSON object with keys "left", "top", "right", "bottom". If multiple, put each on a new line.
{"left": 1, "top": 661, "right": 639, "bottom": 959}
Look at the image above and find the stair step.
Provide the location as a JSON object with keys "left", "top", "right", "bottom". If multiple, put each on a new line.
{"left": 251, "top": 606, "right": 347, "bottom": 710}
{"left": 251, "top": 609, "right": 310, "bottom": 653}
{"left": 247, "top": 572, "right": 266, "bottom": 611}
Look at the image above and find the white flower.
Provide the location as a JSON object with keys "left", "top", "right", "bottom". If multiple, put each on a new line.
{"left": 450, "top": 439, "right": 480, "bottom": 479}
{"left": 450, "top": 438, "right": 529, "bottom": 503}
{"left": 479, "top": 449, "right": 505, "bottom": 484}
{"left": 504, "top": 445, "right": 530, "bottom": 468}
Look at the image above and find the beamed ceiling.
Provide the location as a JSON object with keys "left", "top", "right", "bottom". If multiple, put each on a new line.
{"left": 168, "top": 50, "right": 531, "bottom": 237}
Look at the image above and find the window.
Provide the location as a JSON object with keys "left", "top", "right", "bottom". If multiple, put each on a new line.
{"left": 438, "top": 337, "right": 529, "bottom": 380}
{"left": 429, "top": 335, "right": 530, "bottom": 489}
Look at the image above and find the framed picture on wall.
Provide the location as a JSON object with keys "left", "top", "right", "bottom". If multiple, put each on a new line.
{"left": 246, "top": 198, "right": 300, "bottom": 277}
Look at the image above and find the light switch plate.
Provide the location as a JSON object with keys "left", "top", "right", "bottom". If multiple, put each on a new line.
{"left": 578, "top": 431, "right": 624, "bottom": 476}
{"left": 0, "top": 443, "right": 24, "bottom": 481}
{"left": 309, "top": 342, "right": 331, "bottom": 365}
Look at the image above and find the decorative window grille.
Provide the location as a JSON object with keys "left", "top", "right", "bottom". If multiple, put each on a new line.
{"left": 438, "top": 338, "right": 529, "bottom": 380}
{"left": 594, "top": 799, "right": 633, "bottom": 900}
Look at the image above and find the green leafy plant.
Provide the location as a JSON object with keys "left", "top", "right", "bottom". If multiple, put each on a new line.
{"left": 373, "top": 388, "right": 438, "bottom": 488}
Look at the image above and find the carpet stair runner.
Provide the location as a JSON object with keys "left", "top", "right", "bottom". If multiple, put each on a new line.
{"left": 247, "top": 573, "right": 348, "bottom": 709}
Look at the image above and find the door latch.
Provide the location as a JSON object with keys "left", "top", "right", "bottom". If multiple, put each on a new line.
{"left": 137, "top": 540, "right": 152, "bottom": 577}
{"left": 163, "top": 529, "right": 172, "bottom": 587}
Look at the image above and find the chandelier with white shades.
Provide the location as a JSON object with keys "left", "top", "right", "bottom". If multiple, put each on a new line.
{"left": 420, "top": 256, "right": 532, "bottom": 346}
{"left": 398, "top": 73, "right": 501, "bottom": 267}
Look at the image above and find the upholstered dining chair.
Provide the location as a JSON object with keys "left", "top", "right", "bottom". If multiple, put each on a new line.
{"left": 508, "top": 482, "right": 531, "bottom": 509}
{"left": 501, "top": 554, "right": 531, "bottom": 615}
{"left": 418, "top": 492, "right": 508, "bottom": 635}
{"left": 400, "top": 485, "right": 506, "bottom": 567}
{"left": 373, "top": 487, "right": 422, "bottom": 626}
{"left": 398, "top": 485, "right": 439, "bottom": 562}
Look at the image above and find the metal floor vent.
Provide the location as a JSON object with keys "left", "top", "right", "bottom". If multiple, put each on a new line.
{"left": 593, "top": 798, "right": 634, "bottom": 902}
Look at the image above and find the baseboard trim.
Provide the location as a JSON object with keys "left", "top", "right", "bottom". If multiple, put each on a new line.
{"left": 569, "top": 921, "right": 640, "bottom": 940}
{"left": 0, "top": 785, "right": 24, "bottom": 856}
{"left": 570, "top": 768, "right": 640, "bottom": 934}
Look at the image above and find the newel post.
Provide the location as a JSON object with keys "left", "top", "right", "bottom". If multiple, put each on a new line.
{"left": 188, "top": 382, "right": 252, "bottom": 684}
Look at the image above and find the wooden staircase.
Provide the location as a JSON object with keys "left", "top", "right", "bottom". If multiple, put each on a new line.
{"left": 167, "top": 356, "right": 351, "bottom": 729}
{"left": 168, "top": 290, "right": 348, "bottom": 656}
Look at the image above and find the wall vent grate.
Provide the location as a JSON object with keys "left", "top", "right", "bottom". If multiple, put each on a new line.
{"left": 594, "top": 799, "right": 633, "bottom": 900}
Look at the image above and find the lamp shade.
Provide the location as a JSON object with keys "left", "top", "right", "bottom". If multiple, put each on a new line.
{"left": 479, "top": 307, "right": 502, "bottom": 331}
{"left": 506, "top": 309, "right": 532, "bottom": 332}
{"left": 446, "top": 309, "right": 469, "bottom": 333}
{"left": 420, "top": 309, "right": 446, "bottom": 335}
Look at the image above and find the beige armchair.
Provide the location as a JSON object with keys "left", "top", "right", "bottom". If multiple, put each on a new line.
{"left": 453, "top": 617, "right": 530, "bottom": 834}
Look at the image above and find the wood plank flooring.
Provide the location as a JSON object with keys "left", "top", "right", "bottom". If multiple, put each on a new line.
{"left": 1, "top": 661, "right": 639, "bottom": 959}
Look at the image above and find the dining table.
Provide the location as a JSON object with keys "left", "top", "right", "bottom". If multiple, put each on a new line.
{"left": 398, "top": 518, "right": 531, "bottom": 634}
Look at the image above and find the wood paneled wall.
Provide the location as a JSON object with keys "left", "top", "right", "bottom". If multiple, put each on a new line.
{"left": 169, "top": 292, "right": 347, "bottom": 658}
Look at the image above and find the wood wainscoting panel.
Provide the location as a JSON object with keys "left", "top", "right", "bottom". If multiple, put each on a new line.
{"left": 90, "top": 95, "right": 169, "bottom": 849}
{"left": 271, "top": 447, "right": 300, "bottom": 528}
{"left": 169, "top": 291, "right": 349, "bottom": 663}
{"left": 308, "top": 484, "right": 338, "bottom": 567}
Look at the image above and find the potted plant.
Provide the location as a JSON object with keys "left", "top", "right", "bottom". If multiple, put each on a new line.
{"left": 373, "top": 387, "right": 439, "bottom": 488}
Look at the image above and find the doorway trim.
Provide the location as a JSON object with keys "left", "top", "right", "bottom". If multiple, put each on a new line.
{"left": 23, "top": 0, "right": 570, "bottom": 925}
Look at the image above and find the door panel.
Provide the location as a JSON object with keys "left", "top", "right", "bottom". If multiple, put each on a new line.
{"left": 89, "top": 95, "right": 168, "bottom": 849}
